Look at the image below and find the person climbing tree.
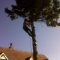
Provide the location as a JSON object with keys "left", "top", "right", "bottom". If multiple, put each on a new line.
{"left": 5, "top": 0, "right": 60, "bottom": 60}
{"left": 23, "top": 19, "right": 32, "bottom": 37}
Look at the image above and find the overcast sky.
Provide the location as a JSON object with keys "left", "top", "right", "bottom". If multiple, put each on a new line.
{"left": 0, "top": 0, "right": 60, "bottom": 60}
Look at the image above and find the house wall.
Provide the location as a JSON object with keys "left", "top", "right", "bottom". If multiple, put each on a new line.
{"left": 0, "top": 53, "right": 9, "bottom": 60}
{"left": 0, "top": 55, "right": 6, "bottom": 59}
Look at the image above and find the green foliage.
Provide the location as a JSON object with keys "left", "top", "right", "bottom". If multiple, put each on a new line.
{"left": 5, "top": 0, "right": 60, "bottom": 27}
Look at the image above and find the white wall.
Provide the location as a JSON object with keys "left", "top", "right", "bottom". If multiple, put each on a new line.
{"left": 0, "top": 55, "right": 6, "bottom": 59}
{"left": 0, "top": 53, "right": 9, "bottom": 60}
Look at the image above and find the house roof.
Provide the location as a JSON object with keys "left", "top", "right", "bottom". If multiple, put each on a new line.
{"left": 0, "top": 47, "right": 48, "bottom": 60}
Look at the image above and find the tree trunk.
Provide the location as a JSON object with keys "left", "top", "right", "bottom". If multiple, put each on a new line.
{"left": 31, "top": 22, "right": 38, "bottom": 60}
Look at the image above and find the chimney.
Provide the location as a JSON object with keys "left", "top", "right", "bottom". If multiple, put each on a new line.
{"left": 9, "top": 43, "right": 14, "bottom": 50}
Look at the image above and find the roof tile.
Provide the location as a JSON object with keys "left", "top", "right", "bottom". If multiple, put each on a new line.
{"left": 0, "top": 47, "right": 48, "bottom": 60}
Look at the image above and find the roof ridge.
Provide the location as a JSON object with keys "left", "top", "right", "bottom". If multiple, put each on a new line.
{"left": 0, "top": 47, "right": 32, "bottom": 53}
{"left": 0, "top": 47, "right": 47, "bottom": 55}
{"left": 15, "top": 49, "right": 32, "bottom": 53}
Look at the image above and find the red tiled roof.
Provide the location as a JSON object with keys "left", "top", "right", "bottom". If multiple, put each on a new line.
{"left": 0, "top": 47, "right": 48, "bottom": 60}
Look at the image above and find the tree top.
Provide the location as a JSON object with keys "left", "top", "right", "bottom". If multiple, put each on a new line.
{"left": 5, "top": 0, "right": 60, "bottom": 27}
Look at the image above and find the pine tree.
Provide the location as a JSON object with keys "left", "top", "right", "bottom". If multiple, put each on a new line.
{"left": 5, "top": 0, "right": 60, "bottom": 60}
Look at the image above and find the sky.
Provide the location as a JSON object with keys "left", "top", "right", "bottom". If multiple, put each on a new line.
{"left": 0, "top": 0, "right": 60, "bottom": 60}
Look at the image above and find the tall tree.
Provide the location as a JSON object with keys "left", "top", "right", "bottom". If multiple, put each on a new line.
{"left": 5, "top": 0, "right": 60, "bottom": 60}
